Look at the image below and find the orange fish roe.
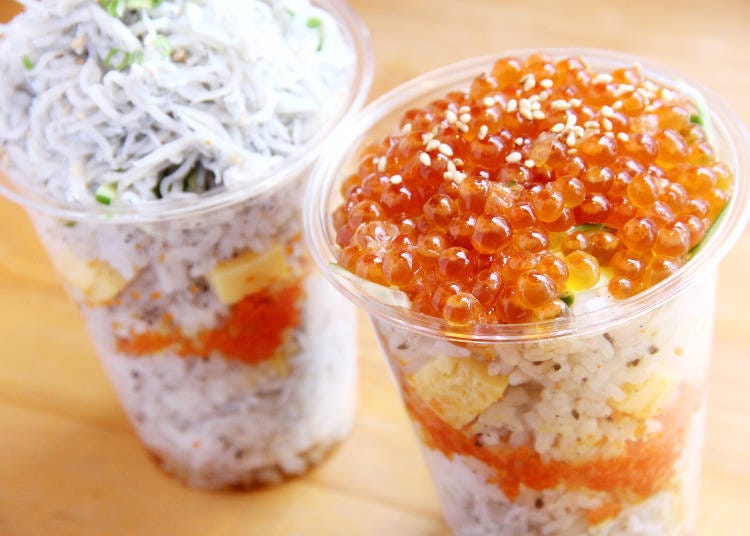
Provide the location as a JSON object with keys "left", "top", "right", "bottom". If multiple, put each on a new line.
{"left": 333, "top": 53, "right": 732, "bottom": 324}
{"left": 405, "top": 385, "right": 699, "bottom": 522}
{"left": 117, "top": 283, "right": 303, "bottom": 364}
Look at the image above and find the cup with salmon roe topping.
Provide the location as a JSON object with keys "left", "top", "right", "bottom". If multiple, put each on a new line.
{"left": 306, "top": 49, "right": 750, "bottom": 535}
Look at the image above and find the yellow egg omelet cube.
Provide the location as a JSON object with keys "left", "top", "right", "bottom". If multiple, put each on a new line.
{"left": 408, "top": 355, "right": 509, "bottom": 429}
{"left": 206, "top": 244, "right": 293, "bottom": 305}
{"left": 52, "top": 247, "right": 129, "bottom": 305}
{"left": 610, "top": 373, "right": 677, "bottom": 419}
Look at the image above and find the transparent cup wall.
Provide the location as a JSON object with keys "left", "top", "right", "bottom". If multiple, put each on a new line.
{"left": 29, "top": 172, "right": 357, "bottom": 489}
{"left": 370, "top": 270, "right": 715, "bottom": 535}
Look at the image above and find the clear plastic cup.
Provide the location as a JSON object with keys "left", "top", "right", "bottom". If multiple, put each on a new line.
{"left": 0, "top": 0, "right": 373, "bottom": 490}
{"left": 305, "top": 48, "right": 750, "bottom": 534}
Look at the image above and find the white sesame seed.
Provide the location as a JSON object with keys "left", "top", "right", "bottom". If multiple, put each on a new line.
{"left": 533, "top": 110, "right": 546, "bottom": 120}
{"left": 601, "top": 105, "right": 614, "bottom": 118}
{"left": 550, "top": 100, "right": 571, "bottom": 111}
{"left": 617, "top": 132, "right": 630, "bottom": 142}
{"left": 569, "top": 98, "right": 583, "bottom": 108}
{"left": 644, "top": 80, "right": 659, "bottom": 92}
{"left": 454, "top": 158, "right": 464, "bottom": 166}
{"left": 598, "top": 136, "right": 611, "bottom": 146}
{"left": 453, "top": 171, "right": 467, "bottom": 183}
{"left": 439, "top": 143, "right": 454, "bottom": 157}
{"left": 520, "top": 108, "right": 534, "bottom": 121}
{"left": 572, "top": 126, "right": 584, "bottom": 137}
{"left": 524, "top": 159, "right": 536, "bottom": 168}
{"left": 520, "top": 97, "right": 531, "bottom": 108}
{"left": 460, "top": 113, "right": 472, "bottom": 123}
{"left": 584, "top": 121, "right": 600, "bottom": 129}
{"left": 566, "top": 132, "right": 576, "bottom": 147}
{"left": 419, "top": 152, "right": 432, "bottom": 166}
{"left": 483, "top": 96, "right": 496, "bottom": 107}
{"left": 390, "top": 174, "right": 403, "bottom": 184}
{"left": 613, "top": 84, "right": 635, "bottom": 97}
{"left": 478, "top": 125, "right": 489, "bottom": 140}
{"left": 531, "top": 101, "right": 542, "bottom": 111}
{"left": 422, "top": 132, "right": 435, "bottom": 143}
{"left": 612, "top": 100, "right": 623, "bottom": 111}
{"left": 540, "top": 78, "right": 554, "bottom": 89}
{"left": 661, "top": 89, "right": 677, "bottom": 102}
{"left": 506, "top": 99, "right": 518, "bottom": 113}
{"left": 426, "top": 139, "right": 440, "bottom": 152}
{"left": 551, "top": 123, "right": 565, "bottom": 133}
{"left": 637, "top": 87, "right": 654, "bottom": 99}
{"left": 71, "top": 35, "right": 86, "bottom": 51}
{"left": 593, "top": 73, "right": 613, "bottom": 84}
{"left": 457, "top": 122, "right": 469, "bottom": 133}
{"left": 522, "top": 74, "right": 536, "bottom": 91}
{"left": 401, "top": 123, "right": 412, "bottom": 135}
{"left": 644, "top": 104, "right": 657, "bottom": 112}
{"left": 602, "top": 118, "right": 613, "bottom": 131}
{"left": 459, "top": 106, "right": 471, "bottom": 114}
{"left": 515, "top": 137, "right": 524, "bottom": 146}
{"left": 565, "top": 113, "right": 577, "bottom": 128}
{"left": 567, "top": 148, "right": 578, "bottom": 155}
{"left": 447, "top": 159, "right": 457, "bottom": 173}
{"left": 443, "top": 171, "right": 455, "bottom": 181}
{"left": 446, "top": 110, "right": 458, "bottom": 123}
{"left": 506, "top": 151, "right": 523, "bottom": 164}
{"left": 377, "top": 157, "right": 386, "bottom": 172}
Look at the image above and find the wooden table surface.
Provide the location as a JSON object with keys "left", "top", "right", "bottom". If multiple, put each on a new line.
{"left": 1, "top": 1, "right": 749, "bottom": 534}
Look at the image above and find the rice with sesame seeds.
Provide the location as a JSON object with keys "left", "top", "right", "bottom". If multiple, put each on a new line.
{"left": 371, "top": 271, "right": 716, "bottom": 535}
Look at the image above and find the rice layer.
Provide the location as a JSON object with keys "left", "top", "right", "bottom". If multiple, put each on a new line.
{"left": 30, "top": 173, "right": 358, "bottom": 488}
{"left": 372, "top": 270, "right": 716, "bottom": 534}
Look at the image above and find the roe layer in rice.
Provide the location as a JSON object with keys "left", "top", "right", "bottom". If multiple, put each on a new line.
{"left": 306, "top": 50, "right": 750, "bottom": 534}
{"left": 0, "top": 0, "right": 371, "bottom": 488}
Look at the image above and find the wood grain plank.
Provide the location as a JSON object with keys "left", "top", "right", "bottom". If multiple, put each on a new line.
{"left": 1, "top": 0, "right": 750, "bottom": 534}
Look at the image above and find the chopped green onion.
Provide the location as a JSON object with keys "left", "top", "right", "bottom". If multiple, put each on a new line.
{"left": 572, "top": 223, "right": 617, "bottom": 234}
{"left": 101, "top": 0, "right": 162, "bottom": 15}
{"left": 689, "top": 113, "right": 703, "bottom": 126}
{"left": 126, "top": 0, "right": 156, "bottom": 8}
{"left": 104, "top": 48, "right": 128, "bottom": 71}
{"left": 306, "top": 17, "right": 324, "bottom": 51}
{"left": 95, "top": 183, "right": 117, "bottom": 205}
{"left": 61, "top": 220, "right": 77, "bottom": 228}
{"left": 104, "top": 48, "right": 142, "bottom": 71}
{"left": 100, "top": 0, "right": 126, "bottom": 17}
{"left": 21, "top": 56, "right": 34, "bottom": 71}
{"left": 688, "top": 201, "right": 730, "bottom": 259}
{"left": 560, "top": 293, "right": 575, "bottom": 307}
{"left": 154, "top": 35, "right": 172, "bottom": 57}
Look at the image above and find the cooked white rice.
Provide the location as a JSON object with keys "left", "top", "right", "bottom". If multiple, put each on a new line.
{"left": 371, "top": 270, "right": 717, "bottom": 534}
{"left": 30, "top": 170, "right": 359, "bottom": 488}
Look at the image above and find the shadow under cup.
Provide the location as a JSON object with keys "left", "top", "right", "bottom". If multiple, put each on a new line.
{"left": 305, "top": 49, "right": 750, "bottom": 534}
{"left": 0, "top": 0, "right": 373, "bottom": 490}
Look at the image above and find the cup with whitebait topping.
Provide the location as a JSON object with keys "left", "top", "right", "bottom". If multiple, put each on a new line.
{"left": 306, "top": 49, "right": 750, "bottom": 534}
{"left": 0, "top": 0, "right": 372, "bottom": 489}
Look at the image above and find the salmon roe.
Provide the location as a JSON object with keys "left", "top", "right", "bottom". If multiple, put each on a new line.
{"left": 333, "top": 54, "right": 733, "bottom": 325}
